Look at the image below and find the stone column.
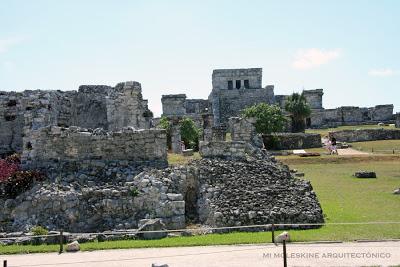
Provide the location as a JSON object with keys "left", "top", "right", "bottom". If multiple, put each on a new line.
{"left": 396, "top": 113, "right": 400, "bottom": 128}
{"left": 171, "top": 124, "right": 182, "bottom": 154}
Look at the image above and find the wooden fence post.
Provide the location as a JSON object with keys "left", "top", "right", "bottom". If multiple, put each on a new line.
{"left": 59, "top": 230, "right": 63, "bottom": 254}
{"left": 283, "top": 240, "right": 287, "bottom": 267}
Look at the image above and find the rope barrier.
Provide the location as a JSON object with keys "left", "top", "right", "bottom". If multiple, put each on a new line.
{"left": 1, "top": 221, "right": 400, "bottom": 240}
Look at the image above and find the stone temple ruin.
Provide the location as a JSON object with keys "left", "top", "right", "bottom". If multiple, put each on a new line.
{"left": 0, "top": 76, "right": 326, "bottom": 234}
{"left": 0, "top": 68, "right": 397, "bottom": 236}
{"left": 162, "top": 68, "right": 396, "bottom": 129}
{"left": 0, "top": 81, "right": 152, "bottom": 156}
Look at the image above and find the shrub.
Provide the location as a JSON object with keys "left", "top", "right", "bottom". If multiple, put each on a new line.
{"left": 129, "top": 187, "right": 140, "bottom": 197}
{"left": 0, "top": 154, "right": 21, "bottom": 182}
{"left": 284, "top": 92, "right": 311, "bottom": 133}
{"left": 180, "top": 118, "right": 201, "bottom": 150}
{"left": 242, "top": 103, "right": 287, "bottom": 134}
{"left": 31, "top": 225, "right": 48, "bottom": 236}
{"left": 2, "top": 170, "right": 45, "bottom": 199}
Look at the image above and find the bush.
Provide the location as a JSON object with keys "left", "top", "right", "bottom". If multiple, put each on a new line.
{"left": 1, "top": 170, "right": 45, "bottom": 199}
{"left": 129, "top": 187, "right": 140, "bottom": 197}
{"left": 180, "top": 118, "right": 201, "bottom": 150}
{"left": 284, "top": 92, "right": 311, "bottom": 133}
{"left": 31, "top": 226, "right": 48, "bottom": 236}
{"left": 0, "top": 154, "right": 21, "bottom": 182}
{"left": 242, "top": 103, "right": 287, "bottom": 134}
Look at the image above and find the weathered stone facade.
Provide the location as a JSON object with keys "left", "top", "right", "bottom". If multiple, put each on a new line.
{"left": 328, "top": 128, "right": 400, "bottom": 143}
{"left": 309, "top": 105, "right": 394, "bottom": 128}
{"left": 0, "top": 81, "right": 152, "bottom": 157}
{"left": 262, "top": 133, "right": 322, "bottom": 150}
{"left": 22, "top": 126, "right": 167, "bottom": 171}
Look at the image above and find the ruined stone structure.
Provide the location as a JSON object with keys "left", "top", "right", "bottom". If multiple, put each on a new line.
{"left": 328, "top": 128, "right": 400, "bottom": 143}
{"left": 22, "top": 126, "right": 167, "bottom": 171}
{"left": 262, "top": 133, "right": 322, "bottom": 150}
{"left": 0, "top": 81, "right": 152, "bottom": 157}
{"left": 161, "top": 68, "right": 395, "bottom": 129}
{"left": 396, "top": 113, "right": 400, "bottom": 128}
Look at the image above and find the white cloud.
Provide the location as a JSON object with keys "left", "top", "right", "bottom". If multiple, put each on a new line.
{"left": 0, "top": 36, "right": 25, "bottom": 54}
{"left": 368, "top": 68, "right": 399, "bottom": 77}
{"left": 292, "top": 48, "right": 341, "bottom": 70}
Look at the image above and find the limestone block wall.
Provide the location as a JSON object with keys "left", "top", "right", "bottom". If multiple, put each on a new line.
{"left": 0, "top": 81, "right": 153, "bottom": 156}
{"left": 309, "top": 105, "right": 394, "bottom": 128}
{"left": 199, "top": 141, "right": 247, "bottom": 160}
{"left": 303, "top": 89, "right": 324, "bottom": 109}
{"left": 329, "top": 128, "right": 400, "bottom": 142}
{"left": 369, "top": 105, "right": 394, "bottom": 121}
{"left": 161, "top": 94, "right": 187, "bottom": 116}
{"left": 229, "top": 117, "right": 257, "bottom": 143}
{"left": 22, "top": 126, "right": 167, "bottom": 170}
{"left": 106, "top": 82, "right": 152, "bottom": 130}
{"left": 263, "top": 133, "right": 322, "bottom": 150}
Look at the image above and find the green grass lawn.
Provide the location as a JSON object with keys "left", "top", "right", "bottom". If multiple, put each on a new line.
{"left": 306, "top": 124, "right": 396, "bottom": 137}
{"left": 1, "top": 155, "right": 400, "bottom": 254}
{"left": 351, "top": 140, "right": 400, "bottom": 154}
{"left": 167, "top": 152, "right": 201, "bottom": 165}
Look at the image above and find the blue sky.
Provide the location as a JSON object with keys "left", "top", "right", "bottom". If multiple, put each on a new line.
{"left": 0, "top": 0, "right": 399, "bottom": 116}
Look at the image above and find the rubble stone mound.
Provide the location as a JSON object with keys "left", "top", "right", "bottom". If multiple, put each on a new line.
{"left": 191, "top": 158, "right": 324, "bottom": 228}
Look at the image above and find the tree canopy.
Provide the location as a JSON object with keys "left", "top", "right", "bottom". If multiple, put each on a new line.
{"left": 241, "top": 103, "right": 286, "bottom": 134}
{"left": 284, "top": 92, "right": 311, "bottom": 133}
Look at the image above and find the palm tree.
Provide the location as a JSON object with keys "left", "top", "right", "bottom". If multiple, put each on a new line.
{"left": 284, "top": 92, "right": 311, "bottom": 133}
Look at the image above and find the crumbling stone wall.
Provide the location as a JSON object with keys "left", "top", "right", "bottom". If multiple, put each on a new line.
{"left": 309, "top": 105, "right": 394, "bottom": 128}
{"left": 106, "top": 82, "right": 152, "bottom": 130}
{"left": 22, "top": 126, "right": 167, "bottom": 171}
{"left": 303, "top": 89, "right": 323, "bottom": 109}
{"left": 1, "top": 166, "right": 185, "bottom": 232}
{"left": 329, "top": 128, "right": 400, "bottom": 143}
{"left": 263, "top": 133, "right": 322, "bottom": 150}
{"left": 0, "top": 81, "right": 153, "bottom": 156}
{"left": 199, "top": 141, "right": 247, "bottom": 160}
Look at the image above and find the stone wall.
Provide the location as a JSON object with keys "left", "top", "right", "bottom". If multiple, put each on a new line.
{"left": 161, "top": 94, "right": 187, "bottom": 116}
{"left": 22, "top": 126, "right": 167, "bottom": 170}
{"left": 199, "top": 141, "right": 247, "bottom": 160}
{"left": 1, "top": 167, "right": 185, "bottom": 232}
{"left": 263, "top": 133, "right": 322, "bottom": 150}
{"left": 328, "top": 128, "right": 400, "bottom": 143}
{"left": 0, "top": 81, "right": 153, "bottom": 156}
{"left": 303, "top": 89, "right": 323, "bottom": 109}
{"left": 396, "top": 113, "right": 400, "bottom": 128}
{"left": 309, "top": 105, "right": 394, "bottom": 128}
{"left": 106, "top": 82, "right": 152, "bottom": 130}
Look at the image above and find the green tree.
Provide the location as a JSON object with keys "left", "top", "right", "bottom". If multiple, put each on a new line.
{"left": 284, "top": 92, "right": 311, "bottom": 133}
{"left": 179, "top": 117, "right": 201, "bottom": 150}
{"left": 241, "top": 103, "right": 286, "bottom": 134}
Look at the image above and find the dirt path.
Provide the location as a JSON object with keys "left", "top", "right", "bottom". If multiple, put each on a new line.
{"left": 337, "top": 148, "right": 370, "bottom": 156}
{"left": 2, "top": 241, "right": 399, "bottom": 267}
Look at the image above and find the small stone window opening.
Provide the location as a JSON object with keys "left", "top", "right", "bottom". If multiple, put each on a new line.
{"left": 227, "top": 81, "right": 233, "bottom": 90}
{"left": 244, "top": 80, "right": 250, "bottom": 89}
{"left": 236, "top": 80, "right": 241, "bottom": 89}
{"left": 7, "top": 100, "right": 17, "bottom": 107}
{"left": 26, "top": 141, "right": 33, "bottom": 150}
{"left": 4, "top": 115, "right": 16, "bottom": 121}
